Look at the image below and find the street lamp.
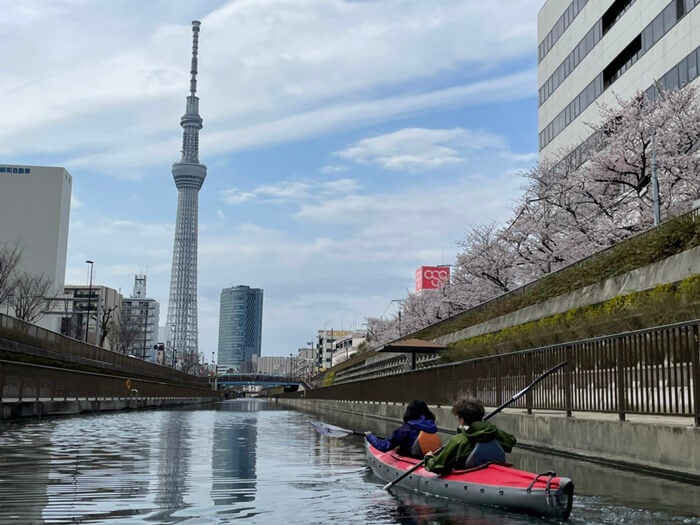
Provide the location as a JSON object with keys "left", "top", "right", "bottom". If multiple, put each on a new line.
{"left": 84, "top": 260, "right": 94, "bottom": 343}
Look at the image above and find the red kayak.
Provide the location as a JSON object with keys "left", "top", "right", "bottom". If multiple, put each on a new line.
{"left": 366, "top": 441, "right": 574, "bottom": 520}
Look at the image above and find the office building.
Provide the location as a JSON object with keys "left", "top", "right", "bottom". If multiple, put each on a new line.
{"left": 0, "top": 164, "right": 71, "bottom": 331}
{"left": 250, "top": 355, "right": 295, "bottom": 376}
{"left": 217, "top": 286, "right": 263, "bottom": 372}
{"left": 331, "top": 330, "right": 368, "bottom": 367}
{"left": 315, "top": 329, "right": 352, "bottom": 371}
{"left": 47, "top": 284, "right": 122, "bottom": 349}
{"left": 121, "top": 274, "right": 160, "bottom": 361}
{"left": 538, "top": 0, "right": 700, "bottom": 165}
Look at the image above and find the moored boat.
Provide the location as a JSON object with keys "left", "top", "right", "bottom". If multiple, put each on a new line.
{"left": 366, "top": 441, "right": 574, "bottom": 520}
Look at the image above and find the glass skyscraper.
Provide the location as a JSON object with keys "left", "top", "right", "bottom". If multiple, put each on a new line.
{"left": 217, "top": 286, "right": 263, "bottom": 372}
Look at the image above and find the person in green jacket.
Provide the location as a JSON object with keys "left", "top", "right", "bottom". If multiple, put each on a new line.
{"left": 424, "top": 397, "right": 516, "bottom": 474}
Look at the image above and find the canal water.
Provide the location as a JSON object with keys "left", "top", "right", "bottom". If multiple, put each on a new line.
{"left": 0, "top": 399, "right": 697, "bottom": 524}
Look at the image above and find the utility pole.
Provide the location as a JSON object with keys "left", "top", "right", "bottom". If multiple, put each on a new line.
{"left": 390, "top": 299, "right": 403, "bottom": 336}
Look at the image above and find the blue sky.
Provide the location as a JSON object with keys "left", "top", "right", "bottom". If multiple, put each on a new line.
{"left": 1, "top": 0, "right": 542, "bottom": 357}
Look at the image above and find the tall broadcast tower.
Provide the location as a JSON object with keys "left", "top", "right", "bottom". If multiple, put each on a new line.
{"left": 166, "top": 21, "right": 206, "bottom": 365}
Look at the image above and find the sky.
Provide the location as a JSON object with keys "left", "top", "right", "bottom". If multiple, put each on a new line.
{"left": 1, "top": 0, "right": 542, "bottom": 358}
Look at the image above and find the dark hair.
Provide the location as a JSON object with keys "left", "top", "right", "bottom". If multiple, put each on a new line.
{"left": 452, "top": 398, "right": 484, "bottom": 425}
{"left": 403, "top": 400, "right": 435, "bottom": 422}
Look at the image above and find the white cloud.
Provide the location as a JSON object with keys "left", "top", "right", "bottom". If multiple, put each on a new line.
{"left": 337, "top": 127, "right": 507, "bottom": 172}
{"left": 1, "top": 0, "right": 538, "bottom": 170}
{"left": 320, "top": 165, "right": 349, "bottom": 174}
{"left": 70, "top": 193, "right": 83, "bottom": 209}
{"left": 220, "top": 178, "right": 361, "bottom": 206}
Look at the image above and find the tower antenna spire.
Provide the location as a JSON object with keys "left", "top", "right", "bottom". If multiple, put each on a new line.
{"left": 190, "top": 20, "right": 200, "bottom": 96}
{"left": 166, "top": 20, "right": 207, "bottom": 371}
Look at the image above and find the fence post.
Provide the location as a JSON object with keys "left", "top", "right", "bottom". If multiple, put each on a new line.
{"left": 565, "top": 346, "right": 572, "bottom": 417}
{"left": 616, "top": 338, "right": 626, "bottom": 422}
{"left": 693, "top": 324, "right": 699, "bottom": 427}
{"left": 495, "top": 357, "right": 502, "bottom": 407}
{"left": 526, "top": 356, "right": 533, "bottom": 415}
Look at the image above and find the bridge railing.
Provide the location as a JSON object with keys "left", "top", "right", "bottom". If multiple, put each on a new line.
{"left": 294, "top": 319, "right": 700, "bottom": 426}
{"left": 0, "top": 313, "right": 209, "bottom": 387}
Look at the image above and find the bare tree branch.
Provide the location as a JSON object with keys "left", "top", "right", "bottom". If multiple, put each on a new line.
{"left": 0, "top": 243, "right": 22, "bottom": 308}
{"left": 13, "top": 272, "right": 53, "bottom": 324}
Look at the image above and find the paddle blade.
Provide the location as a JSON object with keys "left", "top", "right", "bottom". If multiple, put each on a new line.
{"left": 310, "top": 420, "right": 355, "bottom": 438}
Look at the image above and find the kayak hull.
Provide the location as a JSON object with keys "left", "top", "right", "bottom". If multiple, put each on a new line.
{"left": 366, "top": 441, "right": 574, "bottom": 520}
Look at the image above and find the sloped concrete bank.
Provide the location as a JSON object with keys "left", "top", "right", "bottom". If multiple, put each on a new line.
{"left": 1, "top": 397, "right": 215, "bottom": 420}
{"left": 278, "top": 398, "right": 700, "bottom": 483}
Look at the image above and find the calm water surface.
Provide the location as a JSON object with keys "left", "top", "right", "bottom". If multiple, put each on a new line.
{"left": 0, "top": 399, "right": 698, "bottom": 524}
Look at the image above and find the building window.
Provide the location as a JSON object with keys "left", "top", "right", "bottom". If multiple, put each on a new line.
{"left": 602, "top": 0, "right": 635, "bottom": 35}
{"left": 0, "top": 168, "right": 5, "bottom": 173}
{"left": 603, "top": 36, "right": 642, "bottom": 89}
{"left": 664, "top": 64, "right": 680, "bottom": 90}
{"left": 689, "top": 49, "right": 698, "bottom": 81}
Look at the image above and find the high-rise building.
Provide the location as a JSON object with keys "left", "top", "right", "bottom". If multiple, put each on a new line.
{"left": 538, "top": 0, "right": 700, "bottom": 165}
{"left": 121, "top": 274, "right": 160, "bottom": 361}
{"left": 165, "top": 21, "right": 207, "bottom": 365}
{"left": 0, "top": 165, "right": 71, "bottom": 331}
{"left": 217, "top": 286, "right": 263, "bottom": 372}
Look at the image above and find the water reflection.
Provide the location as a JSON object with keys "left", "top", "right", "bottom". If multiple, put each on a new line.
{"left": 210, "top": 400, "right": 258, "bottom": 519}
{"left": 0, "top": 400, "right": 698, "bottom": 524}
{"left": 0, "top": 420, "right": 50, "bottom": 523}
{"left": 149, "top": 411, "right": 191, "bottom": 522}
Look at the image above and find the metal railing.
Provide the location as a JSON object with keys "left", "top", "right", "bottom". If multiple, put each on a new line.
{"left": 0, "top": 360, "right": 218, "bottom": 401}
{"left": 0, "top": 313, "right": 210, "bottom": 387}
{"left": 295, "top": 320, "right": 700, "bottom": 426}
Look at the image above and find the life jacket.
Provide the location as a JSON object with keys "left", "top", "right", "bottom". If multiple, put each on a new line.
{"left": 410, "top": 430, "right": 442, "bottom": 457}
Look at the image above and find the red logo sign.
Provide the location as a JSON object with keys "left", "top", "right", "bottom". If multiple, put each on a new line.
{"left": 415, "top": 266, "right": 450, "bottom": 291}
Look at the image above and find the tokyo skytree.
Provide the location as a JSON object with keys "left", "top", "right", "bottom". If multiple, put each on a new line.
{"left": 165, "top": 20, "right": 206, "bottom": 364}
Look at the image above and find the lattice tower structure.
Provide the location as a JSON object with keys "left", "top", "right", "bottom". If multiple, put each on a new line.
{"left": 165, "top": 20, "right": 207, "bottom": 362}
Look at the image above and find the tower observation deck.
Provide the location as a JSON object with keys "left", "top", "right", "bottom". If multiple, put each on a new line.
{"left": 165, "top": 21, "right": 206, "bottom": 367}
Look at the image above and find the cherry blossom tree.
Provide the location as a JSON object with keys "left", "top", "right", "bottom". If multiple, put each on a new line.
{"left": 367, "top": 85, "right": 700, "bottom": 345}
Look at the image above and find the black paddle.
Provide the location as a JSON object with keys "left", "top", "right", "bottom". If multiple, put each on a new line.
{"left": 310, "top": 420, "right": 365, "bottom": 437}
{"left": 381, "top": 361, "right": 568, "bottom": 491}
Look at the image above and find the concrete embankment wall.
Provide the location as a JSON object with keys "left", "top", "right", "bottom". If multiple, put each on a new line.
{"left": 436, "top": 245, "right": 700, "bottom": 346}
{"left": 279, "top": 399, "right": 700, "bottom": 482}
{"left": 1, "top": 397, "right": 215, "bottom": 420}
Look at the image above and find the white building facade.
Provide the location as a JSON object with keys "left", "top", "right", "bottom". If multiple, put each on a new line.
{"left": 0, "top": 165, "right": 71, "bottom": 331}
{"left": 121, "top": 275, "right": 160, "bottom": 361}
{"left": 314, "top": 329, "right": 352, "bottom": 371}
{"left": 538, "top": 0, "right": 700, "bottom": 164}
{"left": 331, "top": 331, "right": 368, "bottom": 367}
{"left": 250, "top": 355, "right": 295, "bottom": 376}
{"left": 46, "top": 285, "right": 123, "bottom": 350}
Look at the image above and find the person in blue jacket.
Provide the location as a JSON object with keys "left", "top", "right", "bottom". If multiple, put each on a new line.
{"left": 365, "top": 400, "right": 441, "bottom": 458}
